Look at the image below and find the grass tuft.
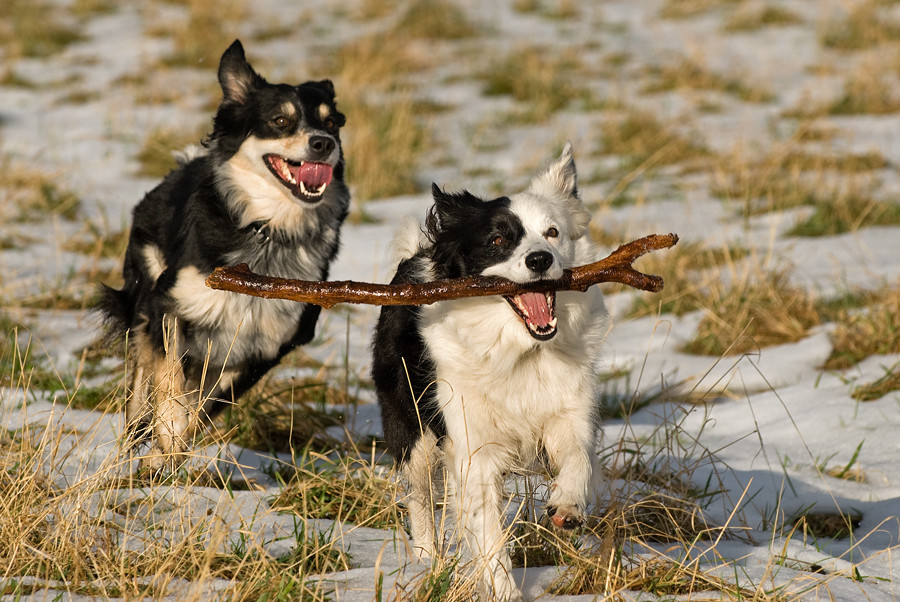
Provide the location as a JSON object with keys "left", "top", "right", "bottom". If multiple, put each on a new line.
{"left": 480, "top": 46, "right": 591, "bottom": 120}
{"left": 395, "top": 0, "right": 479, "bottom": 39}
{"left": 852, "top": 362, "right": 900, "bottom": 401}
{"left": 271, "top": 449, "right": 403, "bottom": 531}
{"left": 643, "top": 57, "right": 774, "bottom": 102}
{"left": 599, "top": 108, "right": 707, "bottom": 170}
{"left": 723, "top": 3, "right": 802, "bottom": 31}
{"left": 0, "top": 0, "right": 84, "bottom": 58}
{"left": 0, "top": 158, "right": 82, "bottom": 222}
{"left": 683, "top": 269, "right": 820, "bottom": 356}
{"left": 825, "top": 286, "right": 900, "bottom": 370}
{"left": 162, "top": 0, "right": 247, "bottom": 68}
{"left": 819, "top": 1, "right": 900, "bottom": 50}
{"left": 135, "top": 127, "right": 207, "bottom": 178}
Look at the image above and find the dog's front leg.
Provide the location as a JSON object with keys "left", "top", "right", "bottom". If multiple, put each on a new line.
{"left": 542, "top": 413, "right": 600, "bottom": 529}
{"left": 448, "top": 444, "right": 521, "bottom": 602}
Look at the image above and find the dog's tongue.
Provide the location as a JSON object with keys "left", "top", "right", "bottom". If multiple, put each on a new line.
{"left": 518, "top": 292, "right": 553, "bottom": 327}
{"left": 289, "top": 162, "right": 332, "bottom": 189}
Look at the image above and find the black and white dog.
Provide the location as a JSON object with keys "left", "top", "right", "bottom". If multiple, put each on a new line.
{"left": 99, "top": 40, "right": 349, "bottom": 469}
{"left": 372, "top": 144, "right": 610, "bottom": 600}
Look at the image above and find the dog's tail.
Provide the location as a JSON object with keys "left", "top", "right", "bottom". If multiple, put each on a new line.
{"left": 93, "top": 284, "right": 133, "bottom": 339}
{"left": 390, "top": 216, "right": 428, "bottom": 266}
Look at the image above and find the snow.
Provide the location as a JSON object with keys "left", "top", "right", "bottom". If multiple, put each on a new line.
{"left": 2, "top": 0, "right": 900, "bottom": 600}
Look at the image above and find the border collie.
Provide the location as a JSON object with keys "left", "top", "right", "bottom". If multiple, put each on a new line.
{"left": 372, "top": 144, "right": 610, "bottom": 600}
{"left": 99, "top": 40, "right": 349, "bottom": 470}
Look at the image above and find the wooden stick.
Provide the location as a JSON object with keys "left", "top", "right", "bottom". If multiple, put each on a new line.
{"left": 205, "top": 233, "right": 679, "bottom": 309}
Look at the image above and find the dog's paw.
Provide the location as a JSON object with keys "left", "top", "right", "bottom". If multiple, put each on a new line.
{"left": 546, "top": 504, "right": 584, "bottom": 530}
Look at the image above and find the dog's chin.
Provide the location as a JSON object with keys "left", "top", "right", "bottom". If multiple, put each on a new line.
{"left": 504, "top": 291, "right": 558, "bottom": 341}
{"left": 264, "top": 154, "right": 334, "bottom": 204}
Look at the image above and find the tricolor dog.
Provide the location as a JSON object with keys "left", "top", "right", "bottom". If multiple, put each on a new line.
{"left": 99, "top": 40, "right": 349, "bottom": 469}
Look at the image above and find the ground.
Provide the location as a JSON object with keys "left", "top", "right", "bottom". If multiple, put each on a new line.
{"left": 1, "top": 0, "right": 900, "bottom": 600}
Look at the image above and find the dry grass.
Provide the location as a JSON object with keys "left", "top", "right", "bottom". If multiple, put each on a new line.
{"left": 0, "top": 0, "right": 84, "bottom": 59}
{"left": 643, "top": 56, "right": 774, "bottom": 103}
{"left": 512, "top": 0, "right": 580, "bottom": 19}
{"left": 339, "top": 95, "right": 429, "bottom": 203}
{"left": 480, "top": 46, "right": 593, "bottom": 121}
{"left": 723, "top": 3, "right": 803, "bottom": 31}
{"left": 394, "top": 0, "right": 479, "bottom": 39}
{"left": 684, "top": 268, "right": 820, "bottom": 356}
{"left": 0, "top": 157, "right": 82, "bottom": 222}
{"left": 852, "top": 362, "right": 900, "bottom": 401}
{"left": 627, "top": 240, "right": 748, "bottom": 318}
{"left": 825, "top": 285, "right": 900, "bottom": 370}
{"left": 659, "top": 0, "right": 741, "bottom": 19}
{"left": 0, "top": 347, "right": 348, "bottom": 600}
{"left": 136, "top": 126, "right": 208, "bottom": 178}
{"left": 161, "top": 0, "right": 247, "bottom": 68}
{"left": 598, "top": 108, "right": 707, "bottom": 170}
{"left": 819, "top": 0, "right": 900, "bottom": 50}
{"left": 711, "top": 137, "right": 888, "bottom": 222}
{"left": 271, "top": 448, "right": 404, "bottom": 531}
{"left": 799, "top": 55, "right": 900, "bottom": 116}
{"left": 215, "top": 376, "right": 349, "bottom": 454}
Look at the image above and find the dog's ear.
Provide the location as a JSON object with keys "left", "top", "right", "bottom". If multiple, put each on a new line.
{"left": 529, "top": 142, "right": 591, "bottom": 237}
{"left": 311, "top": 79, "right": 336, "bottom": 101}
{"left": 218, "top": 40, "right": 263, "bottom": 105}
{"left": 428, "top": 183, "right": 480, "bottom": 235}
{"left": 529, "top": 141, "right": 578, "bottom": 200}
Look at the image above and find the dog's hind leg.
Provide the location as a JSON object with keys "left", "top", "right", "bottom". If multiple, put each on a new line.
{"left": 145, "top": 317, "right": 192, "bottom": 471}
{"left": 404, "top": 430, "right": 442, "bottom": 559}
{"left": 447, "top": 440, "right": 521, "bottom": 602}
{"left": 123, "top": 330, "right": 155, "bottom": 445}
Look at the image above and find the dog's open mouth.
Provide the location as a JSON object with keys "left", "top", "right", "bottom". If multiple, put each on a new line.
{"left": 264, "top": 154, "right": 333, "bottom": 202}
{"left": 504, "top": 291, "right": 558, "bottom": 341}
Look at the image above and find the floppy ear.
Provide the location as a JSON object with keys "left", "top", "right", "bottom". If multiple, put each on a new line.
{"left": 529, "top": 141, "right": 578, "bottom": 200}
{"left": 218, "top": 40, "right": 263, "bottom": 104}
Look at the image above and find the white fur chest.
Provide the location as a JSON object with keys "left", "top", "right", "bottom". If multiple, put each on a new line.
{"left": 420, "top": 288, "right": 610, "bottom": 457}
{"left": 170, "top": 238, "right": 327, "bottom": 367}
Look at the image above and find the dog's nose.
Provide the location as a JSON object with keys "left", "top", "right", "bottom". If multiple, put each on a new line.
{"left": 525, "top": 251, "right": 553, "bottom": 274}
{"left": 309, "top": 135, "right": 335, "bottom": 158}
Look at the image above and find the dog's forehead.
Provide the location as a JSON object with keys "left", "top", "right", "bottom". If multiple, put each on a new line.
{"left": 509, "top": 192, "right": 563, "bottom": 229}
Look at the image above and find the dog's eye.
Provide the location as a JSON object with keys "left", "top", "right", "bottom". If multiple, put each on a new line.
{"left": 273, "top": 116, "right": 289, "bottom": 127}
{"left": 323, "top": 117, "right": 335, "bottom": 130}
{"left": 545, "top": 227, "right": 559, "bottom": 239}
{"left": 491, "top": 235, "right": 505, "bottom": 247}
